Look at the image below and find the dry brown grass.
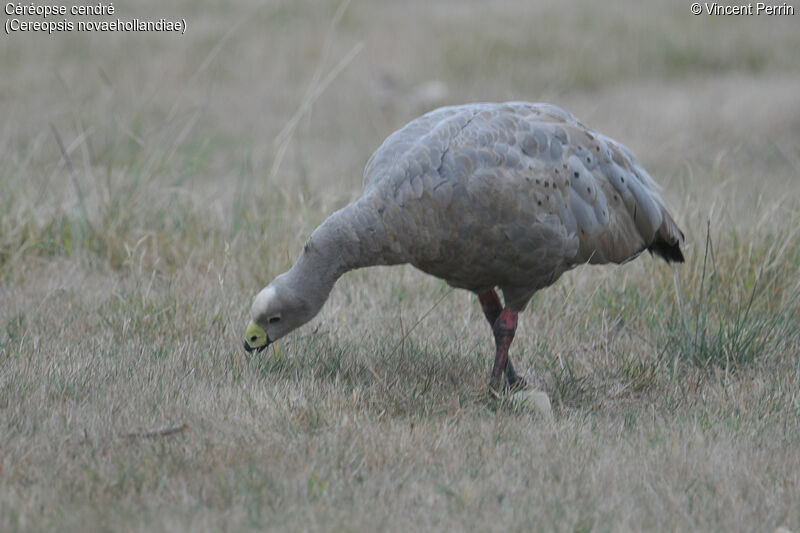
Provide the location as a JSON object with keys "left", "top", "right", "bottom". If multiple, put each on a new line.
{"left": 2, "top": 0, "right": 800, "bottom": 531}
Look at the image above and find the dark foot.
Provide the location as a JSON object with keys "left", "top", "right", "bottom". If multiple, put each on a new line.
{"left": 489, "top": 375, "right": 505, "bottom": 395}
{"left": 487, "top": 377, "right": 528, "bottom": 407}
{"left": 488, "top": 307, "right": 520, "bottom": 395}
{"left": 488, "top": 374, "right": 527, "bottom": 395}
{"left": 505, "top": 358, "right": 527, "bottom": 391}
{"left": 507, "top": 374, "right": 527, "bottom": 393}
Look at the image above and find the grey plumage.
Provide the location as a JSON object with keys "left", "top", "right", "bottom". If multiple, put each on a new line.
{"left": 245, "top": 102, "right": 684, "bottom": 369}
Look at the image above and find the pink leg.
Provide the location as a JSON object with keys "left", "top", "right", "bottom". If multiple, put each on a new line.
{"left": 479, "top": 290, "right": 524, "bottom": 390}
{"left": 478, "top": 289, "right": 503, "bottom": 326}
{"left": 477, "top": 290, "right": 526, "bottom": 393}
{"left": 489, "top": 307, "right": 519, "bottom": 391}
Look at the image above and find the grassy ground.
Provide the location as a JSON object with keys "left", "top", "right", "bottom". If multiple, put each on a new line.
{"left": 2, "top": 0, "right": 800, "bottom": 530}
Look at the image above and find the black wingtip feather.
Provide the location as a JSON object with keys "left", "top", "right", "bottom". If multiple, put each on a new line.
{"left": 648, "top": 240, "right": 685, "bottom": 263}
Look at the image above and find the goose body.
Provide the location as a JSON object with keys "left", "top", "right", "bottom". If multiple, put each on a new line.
{"left": 244, "top": 102, "right": 684, "bottom": 391}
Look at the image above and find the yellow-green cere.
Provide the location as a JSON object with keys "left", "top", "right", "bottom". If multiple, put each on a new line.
{"left": 245, "top": 321, "right": 267, "bottom": 349}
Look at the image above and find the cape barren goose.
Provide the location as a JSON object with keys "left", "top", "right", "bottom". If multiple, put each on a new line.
{"left": 243, "top": 102, "right": 684, "bottom": 393}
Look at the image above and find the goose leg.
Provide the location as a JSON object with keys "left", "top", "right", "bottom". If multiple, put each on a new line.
{"left": 478, "top": 289, "right": 503, "bottom": 325}
{"left": 479, "top": 290, "right": 525, "bottom": 392}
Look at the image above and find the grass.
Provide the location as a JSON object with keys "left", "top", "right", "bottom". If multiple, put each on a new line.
{"left": 2, "top": 0, "right": 800, "bottom": 531}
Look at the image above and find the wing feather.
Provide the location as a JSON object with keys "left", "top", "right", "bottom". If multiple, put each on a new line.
{"left": 361, "top": 102, "right": 684, "bottom": 299}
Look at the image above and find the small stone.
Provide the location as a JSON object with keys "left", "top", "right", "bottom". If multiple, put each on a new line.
{"left": 510, "top": 388, "right": 553, "bottom": 420}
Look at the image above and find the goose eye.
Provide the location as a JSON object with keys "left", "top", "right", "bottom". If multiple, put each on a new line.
{"left": 268, "top": 316, "right": 281, "bottom": 324}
